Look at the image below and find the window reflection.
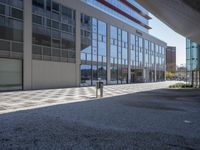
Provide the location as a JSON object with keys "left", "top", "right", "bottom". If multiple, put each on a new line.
{"left": 80, "top": 14, "right": 107, "bottom": 86}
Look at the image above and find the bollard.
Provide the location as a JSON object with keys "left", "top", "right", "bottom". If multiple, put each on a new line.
{"left": 96, "top": 80, "right": 103, "bottom": 98}
{"left": 96, "top": 81, "right": 99, "bottom": 98}
{"left": 100, "top": 81, "right": 103, "bottom": 97}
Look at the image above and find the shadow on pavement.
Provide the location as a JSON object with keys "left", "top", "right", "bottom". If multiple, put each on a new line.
{"left": 0, "top": 88, "right": 200, "bottom": 149}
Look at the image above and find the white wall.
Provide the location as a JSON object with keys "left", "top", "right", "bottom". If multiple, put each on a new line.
{"left": 32, "top": 60, "right": 77, "bottom": 89}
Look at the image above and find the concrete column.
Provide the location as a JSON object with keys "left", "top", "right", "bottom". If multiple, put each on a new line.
{"left": 107, "top": 23, "right": 111, "bottom": 84}
{"left": 128, "top": 32, "right": 131, "bottom": 83}
{"left": 23, "top": 0, "right": 32, "bottom": 90}
{"left": 75, "top": 9, "right": 81, "bottom": 86}
{"left": 164, "top": 47, "right": 167, "bottom": 81}
{"left": 142, "top": 38, "right": 145, "bottom": 82}
{"left": 155, "top": 65, "right": 157, "bottom": 82}
{"left": 142, "top": 68, "right": 145, "bottom": 82}
{"left": 154, "top": 44, "right": 157, "bottom": 82}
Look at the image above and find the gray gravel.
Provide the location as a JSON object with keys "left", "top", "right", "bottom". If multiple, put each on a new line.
{"left": 0, "top": 88, "right": 200, "bottom": 149}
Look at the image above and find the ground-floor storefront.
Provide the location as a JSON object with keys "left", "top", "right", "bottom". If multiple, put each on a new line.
{"left": 80, "top": 64, "right": 165, "bottom": 86}
{"left": 0, "top": 58, "right": 166, "bottom": 91}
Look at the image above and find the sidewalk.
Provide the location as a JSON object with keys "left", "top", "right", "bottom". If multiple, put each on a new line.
{"left": 0, "top": 81, "right": 177, "bottom": 114}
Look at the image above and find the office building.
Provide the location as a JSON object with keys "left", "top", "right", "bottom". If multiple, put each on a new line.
{"left": 166, "top": 46, "right": 176, "bottom": 73}
{"left": 0, "top": 0, "right": 166, "bottom": 91}
{"left": 186, "top": 38, "right": 200, "bottom": 87}
{"left": 135, "top": 0, "right": 200, "bottom": 88}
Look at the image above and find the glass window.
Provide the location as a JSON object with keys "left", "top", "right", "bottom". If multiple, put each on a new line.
{"left": 122, "top": 30, "right": 127, "bottom": 42}
{"left": 62, "top": 6, "right": 72, "bottom": 19}
{"left": 32, "top": 0, "right": 76, "bottom": 63}
{"left": 52, "top": 2, "right": 60, "bottom": 12}
{"left": 1, "top": 0, "right": 23, "bottom": 9}
{"left": 98, "top": 20, "right": 106, "bottom": 35}
{"left": 0, "top": 40, "right": 10, "bottom": 51}
{"left": 110, "top": 26, "right": 117, "bottom": 39}
{"left": 131, "top": 34, "right": 135, "bottom": 45}
{"left": 52, "top": 39, "right": 60, "bottom": 48}
{"left": 12, "top": 42, "right": 23, "bottom": 52}
{"left": 186, "top": 38, "right": 190, "bottom": 48}
{"left": 46, "top": 18, "right": 51, "bottom": 27}
{"left": 32, "top": 45, "right": 42, "bottom": 55}
{"left": 61, "top": 24, "right": 72, "bottom": 33}
{"left": 145, "top": 40, "right": 148, "bottom": 49}
{"left": 0, "top": 4, "right": 5, "bottom": 15}
{"left": 52, "top": 11, "right": 60, "bottom": 21}
{"left": 155, "top": 44, "right": 158, "bottom": 53}
{"left": 162, "top": 47, "right": 165, "bottom": 54}
{"left": 0, "top": 18, "right": 23, "bottom": 41}
{"left": 33, "top": 0, "right": 44, "bottom": 9}
{"left": 32, "top": 25, "right": 51, "bottom": 46}
{"left": 43, "top": 47, "right": 51, "bottom": 56}
{"left": 83, "top": 14, "right": 91, "bottom": 25}
{"left": 52, "top": 29, "right": 61, "bottom": 39}
{"left": 139, "top": 37, "right": 143, "bottom": 47}
{"left": 46, "top": 0, "right": 51, "bottom": 11}
{"left": 52, "top": 48, "right": 60, "bottom": 57}
{"left": 33, "top": 14, "right": 43, "bottom": 25}
{"left": 68, "top": 51, "right": 75, "bottom": 58}
{"left": 62, "top": 35, "right": 75, "bottom": 50}
{"left": 11, "top": 8, "right": 23, "bottom": 20}
{"left": 52, "top": 20, "right": 59, "bottom": 29}
{"left": 73, "top": 10, "right": 75, "bottom": 20}
{"left": 81, "top": 64, "right": 92, "bottom": 86}
{"left": 151, "top": 42, "right": 154, "bottom": 52}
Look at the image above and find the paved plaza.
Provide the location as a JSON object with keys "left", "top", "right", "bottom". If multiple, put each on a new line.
{"left": 0, "top": 81, "right": 176, "bottom": 114}
{"left": 0, "top": 81, "right": 200, "bottom": 149}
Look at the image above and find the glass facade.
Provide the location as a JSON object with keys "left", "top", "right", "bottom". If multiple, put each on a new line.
{"left": 110, "top": 26, "right": 128, "bottom": 84}
{"left": 0, "top": 0, "right": 24, "bottom": 59}
{"left": 80, "top": 14, "right": 107, "bottom": 86}
{"left": 130, "top": 35, "right": 165, "bottom": 83}
{"left": 0, "top": 0, "right": 23, "bottom": 90}
{"left": 32, "top": 0, "right": 76, "bottom": 63}
{"left": 82, "top": 0, "right": 149, "bottom": 33}
{"left": 186, "top": 38, "right": 200, "bottom": 87}
{"left": 80, "top": 13, "right": 165, "bottom": 86}
{"left": 0, "top": 0, "right": 167, "bottom": 90}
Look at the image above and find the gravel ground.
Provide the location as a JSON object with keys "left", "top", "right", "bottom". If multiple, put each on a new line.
{"left": 0, "top": 118, "right": 199, "bottom": 150}
{"left": 0, "top": 88, "right": 200, "bottom": 150}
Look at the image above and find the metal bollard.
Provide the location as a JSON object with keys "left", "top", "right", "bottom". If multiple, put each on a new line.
{"left": 100, "top": 82, "right": 103, "bottom": 97}
{"left": 96, "top": 80, "right": 103, "bottom": 98}
{"left": 96, "top": 81, "right": 99, "bottom": 98}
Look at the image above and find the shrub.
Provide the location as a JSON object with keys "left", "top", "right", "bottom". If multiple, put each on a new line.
{"left": 169, "top": 83, "right": 193, "bottom": 88}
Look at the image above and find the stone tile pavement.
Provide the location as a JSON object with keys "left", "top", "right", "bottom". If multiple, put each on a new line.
{"left": 0, "top": 81, "right": 177, "bottom": 114}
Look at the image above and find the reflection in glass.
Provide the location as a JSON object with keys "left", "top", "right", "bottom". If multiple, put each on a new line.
{"left": 80, "top": 14, "right": 107, "bottom": 86}
{"left": 81, "top": 64, "right": 92, "bottom": 86}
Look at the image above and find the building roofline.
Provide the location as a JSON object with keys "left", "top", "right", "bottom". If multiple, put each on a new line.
{"left": 96, "top": 0, "right": 151, "bottom": 30}
{"left": 119, "top": 0, "right": 152, "bottom": 20}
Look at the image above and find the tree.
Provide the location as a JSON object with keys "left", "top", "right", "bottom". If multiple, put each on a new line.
{"left": 166, "top": 71, "right": 175, "bottom": 79}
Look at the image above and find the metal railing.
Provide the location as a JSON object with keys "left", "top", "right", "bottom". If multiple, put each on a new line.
{"left": 0, "top": 39, "right": 23, "bottom": 59}
{"left": 32, "top": 44, "right": 75, "bottom": 63}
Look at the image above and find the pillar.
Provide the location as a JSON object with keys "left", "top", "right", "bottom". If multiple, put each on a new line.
{"left": 23, "top": 0, "right": 32, "bottom": 90}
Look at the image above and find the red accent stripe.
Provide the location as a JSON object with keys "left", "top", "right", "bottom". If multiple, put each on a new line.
{"left": 119, "top": 0, "right": 152, "bottom": 20}
{"left": 96, "top": 0, "right": 151, "bottom": 30}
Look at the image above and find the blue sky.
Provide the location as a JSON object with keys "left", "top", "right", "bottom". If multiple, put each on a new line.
{"left": 149, "top": 14, "right": 186, "bottom": 66}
